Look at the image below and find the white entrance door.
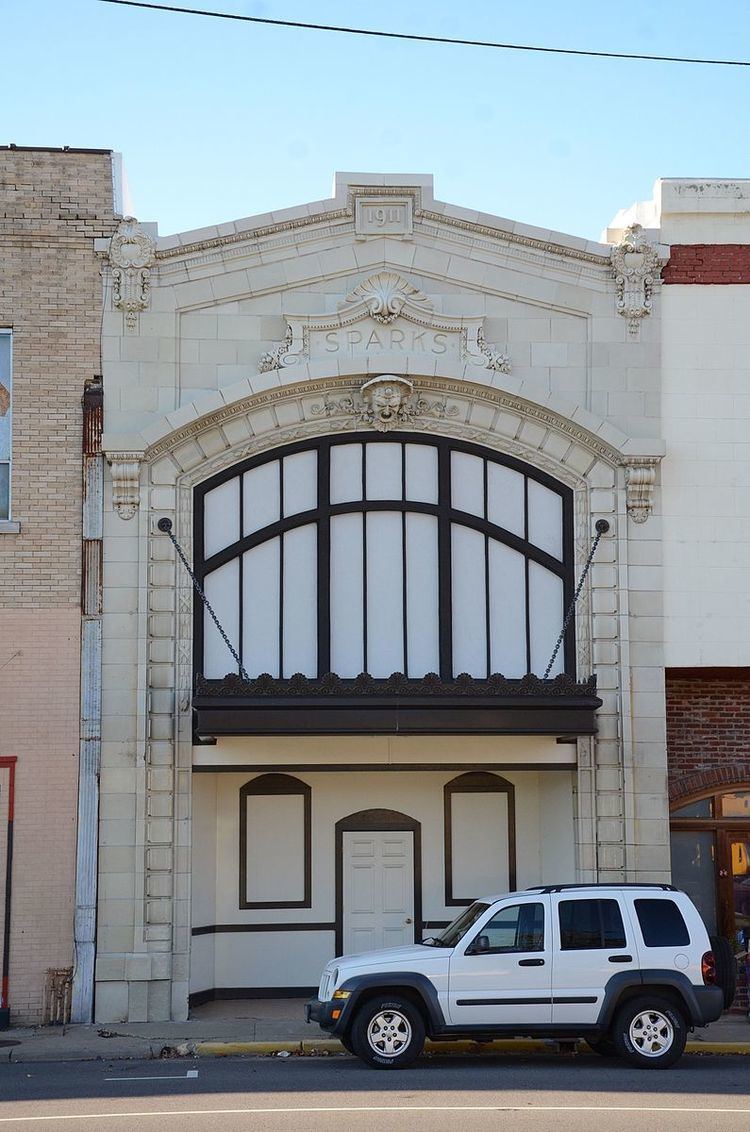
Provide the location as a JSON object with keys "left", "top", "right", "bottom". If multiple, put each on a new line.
{"left": 342, "top": 831, "right": 415, "bottom": 955}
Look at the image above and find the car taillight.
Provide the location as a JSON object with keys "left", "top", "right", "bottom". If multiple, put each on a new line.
{"left": 702, "top": 950, "right": 716, "bottom": 985}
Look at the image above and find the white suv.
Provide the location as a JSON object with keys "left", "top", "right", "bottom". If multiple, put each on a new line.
{"left": 306, "top": 884, "right": 724, "bottom": 1070}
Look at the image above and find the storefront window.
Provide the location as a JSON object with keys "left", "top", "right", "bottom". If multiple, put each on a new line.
{"left": 672, "top": 797, "right": 714, "bottom": 818}
{"left": 721, "top": 791, "right": 750, "bottom": 819}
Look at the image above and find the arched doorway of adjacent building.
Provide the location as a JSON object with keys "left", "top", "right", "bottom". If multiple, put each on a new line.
{"left": 670, "top": 786, "right": 750, "bottom": 1010}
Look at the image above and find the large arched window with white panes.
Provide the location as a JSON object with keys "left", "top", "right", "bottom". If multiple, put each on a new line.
{"left": 194, "top": 435, "right": 574, "bottom": 683}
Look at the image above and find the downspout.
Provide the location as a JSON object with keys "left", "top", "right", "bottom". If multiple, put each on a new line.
{"left": 70, "top": 378, "right": 103, "bottom": 1023}
{"left": 0, "top": 755, "right": 16, "bottom": 1030}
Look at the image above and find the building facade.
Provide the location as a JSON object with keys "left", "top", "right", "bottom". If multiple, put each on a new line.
{"left": 94, "top": 172, "right": 687, "bottom": 1023}
{"left": 0, "top": 146, "right": 117, "bottom": 1025}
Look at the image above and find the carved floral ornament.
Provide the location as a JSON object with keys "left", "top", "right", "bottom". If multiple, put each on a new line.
{"left": 258, "top": 271, "right": 511, "bottom": 375}
{"left": 610, "top": 224, "right": 664, "bottom": 336}
{"left": 109, "top": 217, "right": 156, "bottom": 330}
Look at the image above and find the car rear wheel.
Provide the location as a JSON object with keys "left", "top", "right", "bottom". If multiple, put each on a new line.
{"left": 350, "top": 996, "right": 425, "bottom": 1069}
{"left": 612, "top": 996, "right": 687, "bottom": 1069}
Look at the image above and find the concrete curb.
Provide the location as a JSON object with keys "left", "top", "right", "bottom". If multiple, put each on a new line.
{"left": 191, "top": 1038, "right": 750, "bottom": 1058}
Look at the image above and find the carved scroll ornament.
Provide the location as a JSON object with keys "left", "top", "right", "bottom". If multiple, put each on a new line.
{"left": 109, "top": 217, "right": 156, "bottom": 330}
{"left": 106, "top": 451, "right": 143, "bottom": 519}
{"left": 611, "top": 224, "right": 662, "bottom": 336}
{"left": 625, "top": 456, "right": 659, "bottom": 523}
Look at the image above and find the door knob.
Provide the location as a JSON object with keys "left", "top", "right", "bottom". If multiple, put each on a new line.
{"left": 405, "top": 917, "right": 413, "bottom": 924}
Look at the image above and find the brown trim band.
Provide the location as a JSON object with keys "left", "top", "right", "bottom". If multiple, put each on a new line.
{"left": 189, "top": 987, "right": 317, "bottom": 1007}
{"left": 194, "top": 762, "right": 575, "bottom": 774}
{"left": 192, "top": 923, "right": 334, "bottom": 936}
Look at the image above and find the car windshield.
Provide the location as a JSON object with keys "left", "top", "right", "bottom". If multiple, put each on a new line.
{"left": 423, "top": 902, "right": 490, "bottom": 948}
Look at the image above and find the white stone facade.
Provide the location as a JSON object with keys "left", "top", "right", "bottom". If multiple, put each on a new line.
{"left": 93, "top": 171, "right": 733, "bottom": 1023}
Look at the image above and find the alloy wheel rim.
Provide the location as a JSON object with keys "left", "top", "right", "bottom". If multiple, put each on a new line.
{"left": 629, "top": 1009, "right": 674, "bottom": 1057}
{"left": 366, "top": 1009, "right": 412, "bottom": 1057}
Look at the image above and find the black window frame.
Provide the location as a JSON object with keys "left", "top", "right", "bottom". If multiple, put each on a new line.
{"left": 193, "top": 432, "right": 575, "bottom": 682}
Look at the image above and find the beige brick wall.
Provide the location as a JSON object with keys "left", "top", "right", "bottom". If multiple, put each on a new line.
{"left": 0, "top": 148, "right": 116, "bottom": 1023}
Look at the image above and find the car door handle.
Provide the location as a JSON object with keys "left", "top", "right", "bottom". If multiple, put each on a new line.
{"left": 608, "top": 955, "right": 632, "bottom": 963}
{"left": 518, "top": 958, "right": 545, "bottom": 966}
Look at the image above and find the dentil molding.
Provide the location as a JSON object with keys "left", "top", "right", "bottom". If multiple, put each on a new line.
{"left": 105, "top": 451, "right": 144, "bottom": 519}
{"left": 109, "top": 217, "right": 156, "bottom": 331}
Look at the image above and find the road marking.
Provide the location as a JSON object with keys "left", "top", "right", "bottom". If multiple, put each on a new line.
{"left": 2, "top": 1105, "right": 750, "bottom": 1122}
{"left": 104, "top": 1070, "right": 199, "bottom": 1081}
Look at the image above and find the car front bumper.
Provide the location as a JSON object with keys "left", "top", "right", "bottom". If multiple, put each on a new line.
{"left": 305, "top": 997, "right": 348, "bottom": 1034}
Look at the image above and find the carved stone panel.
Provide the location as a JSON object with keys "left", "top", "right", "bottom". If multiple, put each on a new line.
{"left": 258, "top": 271, "right": 510, "bottom": 375}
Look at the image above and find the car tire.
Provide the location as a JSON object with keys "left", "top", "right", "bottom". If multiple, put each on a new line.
{"left": 710, "top": 935, "right": 737, "bottom": 1010}
{"left": 586, "top": 1037, "right": 619, "bottom": 1058}
{"left": 338, "top": 1032, "right": 355, "bottom": 1054}
{"left": 612, "top": 996, "right": 687, "bottom": 1069}
{"left": 350, "top": 996, "right": 425, "bottom": 1069}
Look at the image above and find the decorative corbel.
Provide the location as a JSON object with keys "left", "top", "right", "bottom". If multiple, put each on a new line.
{"left": 611, "top": 224, "right": 662, "bottom": 336}
{"left": 109, "top": 217, "right": 156, "bottom": 331}
{"left": 105, "top": 451, "right": 144, "bottom": 519}
{"left": 624, "top": 457, "right": 659, "bottom": 523}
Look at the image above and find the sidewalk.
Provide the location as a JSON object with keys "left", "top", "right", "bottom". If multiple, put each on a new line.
{"left": 1, "top": 1000, "right": 748, "bottom": 1063}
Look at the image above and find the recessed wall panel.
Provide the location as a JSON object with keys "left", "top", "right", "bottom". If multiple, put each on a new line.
{"left": 245, "top": 794, "right": 305, "bottom": 903}
{"left": 451, "top": 792, "right": 509, "bottom": 899}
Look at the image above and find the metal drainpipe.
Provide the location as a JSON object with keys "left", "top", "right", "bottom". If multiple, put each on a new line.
{"left": 0, "top": 756, "right": 16, "bottom": 1030}
{"left": 70, "top": 378, "right": 104, "bottom": 1023}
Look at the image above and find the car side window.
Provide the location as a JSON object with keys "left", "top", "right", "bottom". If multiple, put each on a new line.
{"left": 473, "top": 902, "right": 545, "bottom": 953}
{"left": 634, "top": 899, "right": 690, "bottom": 946}
{"left": 558, "top": 899, "right": 626, "bottom": 950}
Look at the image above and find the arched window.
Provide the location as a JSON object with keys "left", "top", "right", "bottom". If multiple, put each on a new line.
{"left": 194, "top": 434, "right": 574, "bottom": 682}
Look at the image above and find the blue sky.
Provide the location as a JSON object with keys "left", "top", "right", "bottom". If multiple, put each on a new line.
{"left": 5, "top": 1, "right": 750, "bottom": 239}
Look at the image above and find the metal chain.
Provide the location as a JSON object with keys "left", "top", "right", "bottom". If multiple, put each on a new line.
{"left": 543, "top": 519, "right": 610, "bottom": 680}
{"left": 157, "top": 518, "right": 250, "bottom": 682}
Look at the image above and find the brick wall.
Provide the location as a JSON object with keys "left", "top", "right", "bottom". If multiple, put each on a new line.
{"left": 662, "top": 245, "right": 750, "bottom": 285}
{"left": 666, "top": 668, "right": 750, "bottom": 802}
{"left": 667, "top": 668, "right": 750, "bottom": 1011}
{"left": 0, "top": 148, "right": 116, "bottom": 1023}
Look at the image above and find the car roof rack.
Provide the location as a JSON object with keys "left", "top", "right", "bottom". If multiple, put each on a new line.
{"left": 525, "top": 883, "right": 677, "bottom": 893}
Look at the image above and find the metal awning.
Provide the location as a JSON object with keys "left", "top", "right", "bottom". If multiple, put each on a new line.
{"left": 192, "top": 672, "right": 602, "bottom": 738}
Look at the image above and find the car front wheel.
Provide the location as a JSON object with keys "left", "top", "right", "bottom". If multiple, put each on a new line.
{"left": 612, "top": 996, "right": 687, "bottom": 1069}
{"left": 350, "top": 996, "right": 425, "bottom": 1069}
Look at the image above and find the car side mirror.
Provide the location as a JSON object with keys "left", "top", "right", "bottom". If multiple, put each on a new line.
{"left": 467, "top": 934, "right": 490, "bottom": 955}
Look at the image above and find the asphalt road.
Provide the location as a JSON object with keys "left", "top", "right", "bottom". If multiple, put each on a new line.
{"left": 1, "top": 1052, "right": 750, "bottom": 1130}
